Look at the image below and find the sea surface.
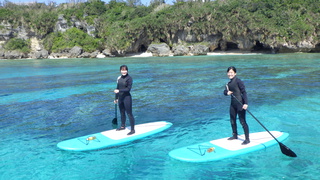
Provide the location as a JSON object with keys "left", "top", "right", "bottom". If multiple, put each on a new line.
{"left": 0, "top": 53, "right": 319, "bottom": 180}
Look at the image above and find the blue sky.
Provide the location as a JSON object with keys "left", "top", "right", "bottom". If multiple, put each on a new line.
{"left": 6, "top": 0, "right": 174, "bottom": 6}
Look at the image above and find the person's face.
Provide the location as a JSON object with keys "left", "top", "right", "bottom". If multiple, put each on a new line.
{"left": 120, "top": 68, "right": 128, "bottom": 76}
{"left": 227, "top": 69, "right": 236, "bottom": 79}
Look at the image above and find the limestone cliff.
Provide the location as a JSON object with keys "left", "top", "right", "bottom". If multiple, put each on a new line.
{"left": 1, "top": 13, "right": 319, "bottom": 59}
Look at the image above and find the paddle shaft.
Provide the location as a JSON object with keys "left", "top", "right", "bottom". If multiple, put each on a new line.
{"left": 114, "top": 103, "right": 117, "bottom": 118}
{"left": 234, "top": 96, "right": 281, "bottom": 142}
{"left": 112, "top": 99, "right": 118, "bottom": 125}
{"left": 228, "top": 93, "right": 297, "bottom": 157}
{"left": 225, "top": 84, "right": 276, "bottom": 138}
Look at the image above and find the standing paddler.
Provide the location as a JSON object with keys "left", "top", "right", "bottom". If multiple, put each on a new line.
{"left": 224, "top": 66, "right": 250, "bottom": 145}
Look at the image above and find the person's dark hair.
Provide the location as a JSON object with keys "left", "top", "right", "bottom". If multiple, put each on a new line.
{"left": 227, "top": 66, "right": 237, "bottom": 73}
{"left": 120, "top": 65, "right": 128, "bottom": 71}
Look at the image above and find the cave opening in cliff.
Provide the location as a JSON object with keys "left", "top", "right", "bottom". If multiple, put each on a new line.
{"left": 215, "top": 41, "right": 240, "bottom": 51}
{"left": 310, "top": 43, "right": 320, "bottom": 52}
{"left": 253, "top": 40, "right": 272, "bottom": 52}
{"left": 159, "top": 38, "right": 166, "bottom": 43}
{"left": 253, "top": 41, "right": 263, "bottom": 51}
{"left": 139, "top": 45, "right": 147, "bottom": 52}
{"left": 215, "top": 42, "right": 239, "bottom": 51}
{"left": 226, "top": 42, "right": 239, "bottom": 50}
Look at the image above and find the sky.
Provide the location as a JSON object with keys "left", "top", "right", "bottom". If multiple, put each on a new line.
{"left": 4, "top": 0, "right": 175, "bottom": 6}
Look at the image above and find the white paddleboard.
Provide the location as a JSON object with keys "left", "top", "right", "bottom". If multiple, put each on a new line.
{"left": 57, "top": 121, "right": 172, "bottom": 151}
{"left": 169, "top": 131, "right": 289, "bottom": 162}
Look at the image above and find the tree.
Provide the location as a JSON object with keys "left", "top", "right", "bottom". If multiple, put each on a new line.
{"left": 150, "top": 0, "right": 165, "bottom": 6}
{"left": 84, "top": 0, "right": 107, "bottom": 16}
{"left": 126, "top": 0, "right": 142, "bottom": 7}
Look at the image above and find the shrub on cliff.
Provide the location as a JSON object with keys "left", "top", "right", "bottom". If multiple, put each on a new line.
{"left": 4, "top": 38, "right": 30, "bottom": 53}
{"left": 43, "top": 27, "right": 103, "bottom": 53}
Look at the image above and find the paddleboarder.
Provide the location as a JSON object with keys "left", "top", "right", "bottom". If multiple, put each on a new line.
{"left": 114, "top": 65, "right": 135, "bottom": 135}
{"left": 224, "top": 66, "right": 250, "bottom": 145}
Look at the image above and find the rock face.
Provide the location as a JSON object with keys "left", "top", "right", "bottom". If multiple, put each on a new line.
{"left": 191, "top": 45, "right": 209, "bottom": 55}
{"left": 4, "top": 50, "right": 26, "bottom": 59}
{"left": 55, "top": 15, "right": 69, "bottom": 33}
{"left": 30, "top": 49, "right": 49, "bottom": 59}
{"left": 1, "top": 13, "right": 320, "bottom": 59}
{"left": 147, "top": 43, "right": 171, "bottom": 57}
{"left": 171, "top": 44, "right": 208, "bottom": 56}
{"left": 0, "top": 14, "right": 103, "bottom": 60}
{"left": 172, "top": 45, "right": 189, "bottom": 56}
{"left": 0, "top": 22, "right": 14, "bottom": 41}
{"left": 55, "top": 15, "right": 96, "bottom": 37}
{"left": 0, "top": 49, "right": 4, "bottom": 58}
{"left": 278, "top": 40, "right": 316, "bottom": 53}
{"left": 69, "top": 46, "right": 83, "bottom": 58}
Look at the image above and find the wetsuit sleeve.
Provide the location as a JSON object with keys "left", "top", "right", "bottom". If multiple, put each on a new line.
{"left": 237, "top": 79, "right": 248, "bottom": 104}
{"left": 119, "top": 76, "right": 132, "bottom": 92}
{"left": 223, "top": 86, "right": 228, "bottom": 96}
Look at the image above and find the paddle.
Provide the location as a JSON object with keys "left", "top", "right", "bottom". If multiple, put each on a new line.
{"left": 227, "top": 91, "right": 297, "bottom": 157}
{"left": 112, "top": 101, "right": 118, "bottom": 125}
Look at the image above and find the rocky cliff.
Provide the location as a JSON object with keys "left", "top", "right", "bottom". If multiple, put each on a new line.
{"left": 1, "top": 13, "right": 319, "bottom": 60}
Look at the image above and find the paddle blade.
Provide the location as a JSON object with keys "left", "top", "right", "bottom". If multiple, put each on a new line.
{"left": 112, "top": 118, "right": 118, "bottom": 125}
{"left": 279, "top": 143, "right": 297, "bottom": 157}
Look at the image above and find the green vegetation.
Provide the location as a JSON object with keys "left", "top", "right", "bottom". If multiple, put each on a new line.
{"left": 1, "top": 0, "right": 319, "bottom": 53}
{"left": 4, "top": 38, "right": 30, "bottom": 53}
{"left": 43, "top": 28, "right": 103, "bottom": 53}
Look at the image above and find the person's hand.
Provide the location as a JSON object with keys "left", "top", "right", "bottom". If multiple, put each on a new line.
{"left": 114, "top": 99, "right": 118, "bottom": 104}
{"left": 114, "top": 89, "right": 119, "bottom": 93}
{"left": 227, "top": 91, "right": 233, "bottom": 95}
{"left": 242, "top": 104, "right": 248, "bottom": 110}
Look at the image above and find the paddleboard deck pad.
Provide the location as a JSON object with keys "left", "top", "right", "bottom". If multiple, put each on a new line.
{"left": 57, "top": 121, "right": 172, "bottom": 151}
{"left": 169, "top": 131, "right": 289, "bottom": 162}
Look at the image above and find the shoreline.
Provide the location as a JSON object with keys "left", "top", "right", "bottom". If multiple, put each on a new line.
{"left": 2, "top": 51, "right": 305, "bottom": 60}
{"left": 126, "top": 51, "right": 263, "bottom": 58}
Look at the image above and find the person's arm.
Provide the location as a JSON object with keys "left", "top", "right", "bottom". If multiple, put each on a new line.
{"left": 223, "top": 85, "right": 228, "bottom": 96}
{"left": 224, "top": 84, "right": 233, "bottom": 96}
{"left": 238, "top": 79, "right": 248, "bottom": 109}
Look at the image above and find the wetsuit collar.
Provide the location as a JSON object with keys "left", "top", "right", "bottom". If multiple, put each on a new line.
{"left": 121, "top": 74, "right": 128, "bottom": 78}
{"left": 229, "top": 76, "right": 237, "bottom": 82}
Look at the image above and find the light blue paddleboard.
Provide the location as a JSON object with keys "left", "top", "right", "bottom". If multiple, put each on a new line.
{"left": 57, "top": 121, "right": 172, "bottom": 151}
{"left": 169, "top": 131, "right": 289, "bottom": 162}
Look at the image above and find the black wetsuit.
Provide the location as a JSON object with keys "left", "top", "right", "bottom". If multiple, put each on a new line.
{"left": 115, "top": 74, "right": 135, "bottom": 130}
{"left": 224, "top": 76, "right": 249, "bottom": 140}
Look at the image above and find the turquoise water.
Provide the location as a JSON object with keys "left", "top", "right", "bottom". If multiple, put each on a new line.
{"left": 0, "top": 54, "right": 319, "bottom": 179}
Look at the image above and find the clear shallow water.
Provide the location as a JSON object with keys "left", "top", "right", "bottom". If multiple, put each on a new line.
{"left": 0, "top": 54, "right": 319, "bottom": 179}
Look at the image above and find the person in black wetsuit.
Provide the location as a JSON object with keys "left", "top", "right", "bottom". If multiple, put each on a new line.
{"left": 223, "top": 66, "right": 250, "bottom": 145}
{"left": 114, "top": 65, "right": 135, "bottom": 135}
